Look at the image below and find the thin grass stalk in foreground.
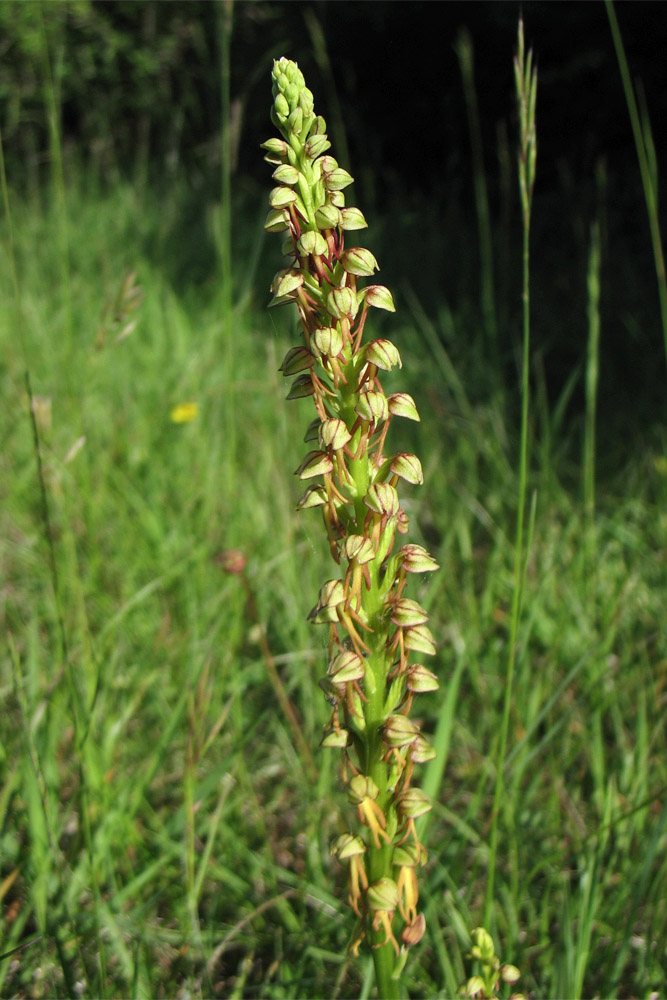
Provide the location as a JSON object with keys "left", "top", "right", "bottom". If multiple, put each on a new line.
{"left": 0, "top": 126, "right": 108, "bottom": 997}
{"left": 605, "top": 0, "right": 667, "bottom": 373}
{"left": 38, "top": 3, "right": 73, "bottom": 365}
{"left": 484, "top": 18, "right": 537, "bottom": 929}
{"left": 219, "top": 0, "right": 236, "bottom": 477}
{"left": 455, "top": 28, "right": 498, "bottom": 362}
{"left": 262, "top": 58, "right": 440, "bottom": 998}
{"left": 584, "top": 221, "right": 601, "bottom": 527}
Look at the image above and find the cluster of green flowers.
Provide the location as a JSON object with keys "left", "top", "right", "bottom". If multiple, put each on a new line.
{"left": 460, "top": 928, "right": 523, "bottom": 1000}
{"left": 263, "top": 58, "right": 439, "bottom": 971}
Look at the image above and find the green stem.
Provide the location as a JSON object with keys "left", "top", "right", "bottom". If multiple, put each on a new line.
{"left": 485, "top": 22, "right": 536, "bottom": 927}
{"left": 605, "top": 0, "right": 667, "bottom": 373}
{"left": 584, "top": 222, "right": 601, "bottom": 526}
{"left": 371, "top": 941, "right": 401, "bottom": 1000}
{"left": 456, "top": 28, "right": 498, "bottom": 360}
{"left": 485, "top": 215, "right": 531, "bottom": 929}
{"left": 219, "top": 0, "right": 235, "bottom": 475}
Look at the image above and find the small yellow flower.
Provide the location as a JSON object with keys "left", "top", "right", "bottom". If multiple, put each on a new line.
{"left": 170, "top": 402, "right": 198, "bottom": 423}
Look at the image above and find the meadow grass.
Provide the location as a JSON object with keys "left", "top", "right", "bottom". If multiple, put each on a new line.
{"left": 2, "top": 45, "right": 667, "bottom": 1000}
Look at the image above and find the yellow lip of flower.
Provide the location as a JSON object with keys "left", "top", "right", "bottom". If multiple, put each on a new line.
{"left": 170, "top": 402, "right": 198, "bottom": 423}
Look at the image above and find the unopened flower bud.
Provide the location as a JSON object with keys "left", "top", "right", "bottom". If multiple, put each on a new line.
{"left": 296, "top": 484, "right": 327, "bottom": 509}
{"left": 383, "top": 714, "right": 420, "bottom": 749}
{"left": 501, "top": 964, "right": 521, "bottom": 984}
{"left": 319, "top": 418, "right": 352, "bottom": 451}
{"left": 329, "top": 649, "right": 365, "bottom": 685}
{"left": 390, "top": 598, "right": 429, "bottom": 627}
{"left": 401, "top": 912, "right": 426, "bottom": 947}
{"left": 342, "top": 247, "right": 379, "bottom": 277}
{"left": 355, "top": 389, "right": 389, "bottom": 424}
{"left": 295, "top": 450, "right": 334, "bottom": 479}
{"left": 405, "top": 664, "right": 439, "bottom": 693}
{"left": 313, "top": 325, "right": 344, "bottom": 358}
{"left": 390, "top": 453, "right": 423, "bottom": 485}
{"left": 332, "top": 833, "right": 366, "bottom": 860}
{"left": 340, "top": 206, "right": 368, "bottom": 230}
{"left": 348, "top": 773, "right": 379, "bottom": 804}
{"left": 402, "top": 624, "right": 437, "bottom": 655}
{"left": 272, "top": 163, "right": 300, "bottom": 185}
{"left": 343, "top": 534, "right": 376, "bottom": 564}
{"left": 359, "top": 284, "right": 396, "bottom": 312}
{"left": 398, "top": 544, "right": 439, "bottom": 573}
{"left": 280, "top": 345, "right": 316, "bottom": 375}
{"left": 298, "top": 230, "right": 328, "bottom": 257}
{"left": 327, "top": 286, "right": 358, "bottom": 320}
{"left": 305, "top": 133, "right": 331, "bottom": 158}
{"left": 365, "top": 338, "right": 402, "bottom": 371}
{"left": 397, "top": 787, "right": 432, "bottom": 820}
{"left": 314, "top": 203, "right": 341, "bottom": 229}
{"left": 364, "top": 482, "right": 399, "bottom": 518}
{"left": 367, "top": 877, "right": 399, "bottom": 912}
{"left": 321, "top": 726, "right": 350, "bottom": 749}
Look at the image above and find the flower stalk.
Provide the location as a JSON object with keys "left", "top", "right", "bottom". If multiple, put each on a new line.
{"left": 263, "top": 58, "right": 439, "bottom": 994}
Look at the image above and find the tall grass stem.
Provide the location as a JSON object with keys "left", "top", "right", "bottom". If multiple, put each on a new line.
{"left": 605, "top": 0, "right": 667, "bottom": 372}
{"left": 484, "top": 18, "right": 537, "bottom": 929}
{"left": 584, "top": 222, "right": 601, "bottom": 525}
{"left": 219, "top": 0, "right": 236, "bottom": 475}
{"left": 38, "top": 3, "right": 73, "bottom": 365}
{"left": 456, "top": 28, "right": 498, "bottom": 363}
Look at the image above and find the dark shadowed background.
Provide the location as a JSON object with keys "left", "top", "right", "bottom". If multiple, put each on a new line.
{"left": 2, "top": 0, "right": 665, "bottom": 441}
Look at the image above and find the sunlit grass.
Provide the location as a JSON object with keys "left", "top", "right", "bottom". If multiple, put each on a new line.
{"left": 1, "top": 149, "right": 666, "bottom": 1000}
